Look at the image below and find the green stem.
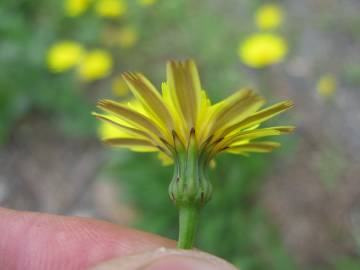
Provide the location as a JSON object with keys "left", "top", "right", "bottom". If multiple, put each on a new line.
{"left": 177, "top": 206, "right": 199, "bottom": 249}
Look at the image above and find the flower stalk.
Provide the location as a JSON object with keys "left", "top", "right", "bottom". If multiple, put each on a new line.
{"left": 168, "top": 128, "right": 212, "bottom": 249}
{"left": 177, "top": 205, "right": 200, "bottom": 249}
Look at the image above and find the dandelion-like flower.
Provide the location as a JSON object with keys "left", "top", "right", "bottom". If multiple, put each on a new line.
{"left": 255, "top": 4, "right": 283, "bottom": 30}
{"left": 46, "top": 41, "right": 84, "bottom": 73}
{"left": 64, "top": 0, "right": 90, "bottom": 17}
{"left": 317, "top": 74, "right": 336, "bottom": 98}
{"left": 111, "top": 75, "right": 130, "bottom": 97}
{"left": 138, "top": 0, "right": 157, "bottom": 6}
{"left": 78, "top": 49, "right": 113, "bottom": 81}
{"left": 93, "top": 59, "right": 294, "bottom": 248}
{"left": 239, "top": 33, "right": 288, "bottom": 68}
{"left": 103, "top": 26, "right": 138, "bottom": 48}
{"left": 94, "top": 0, "right": 127, "bottom": 18}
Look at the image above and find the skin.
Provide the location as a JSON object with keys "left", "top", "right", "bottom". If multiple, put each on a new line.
{"left": 0, "top": 208, "right": 238, "bottom": 270}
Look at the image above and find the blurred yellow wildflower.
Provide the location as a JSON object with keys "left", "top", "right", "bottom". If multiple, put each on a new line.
{"left": 64, "top": 0, "right": 90, "bottom": 17}
{"left": 111, "top": 75, "right": 130, "bottom": 97}
{"left": 103, "top": 26, "right": 138, "bottom": 48}
{"left": 317, "top": 74, "right": 337, "bottom": 97}
{"left": 94, "top": 0, "right": 127, "bottom": 18}
{"left": 46, "top": 41, "right": 84, "bottom": 73}
{"left": 78, "top": 49, "right": 113, "bottom": 81}
{"left": 239, "top": 33, "right": 288, "bottom": 68}
{"left": 255, "top": 4, "right": 283, "bottom": 30}
{"left": 138, "top": 0, "right": 157, "bottom": 6}
{"left": 118, "top": 26, "right": 138, "bottom": 48}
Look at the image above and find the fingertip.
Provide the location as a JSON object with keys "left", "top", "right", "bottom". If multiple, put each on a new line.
{"left": 0, "top": 208, "right": 175, "bottom": 270}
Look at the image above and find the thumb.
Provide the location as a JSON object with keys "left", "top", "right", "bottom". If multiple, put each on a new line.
{"left": 90, "top": 247, "right": 239, "bottom": 270}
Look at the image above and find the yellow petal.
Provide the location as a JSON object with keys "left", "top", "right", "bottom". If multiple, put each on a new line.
{"left": 226, "top": 141, "right": 281, "bottom": 154}
{"left": 166, "top": 59, "right": 202, "bottom": 130}
{"left": 130, "top": 146, "right": 159, "bottom": 152}
{"left": 208, "top": 89, "right": 265, "bottom": 138}
{"left": 92, "top": 112, "right": 150, "bottom": 139}
{"left": 97, "top": 99, "right": 164, "bottom": 139}
{"left": 122, "top": 72, "right": 173, "bottom": 132}
{"left": 196, "top": 90, "right": 214, "bottom": 144}
{"left": 214, "top": 126, "right": 292, "bottom": 153}
{"left": 229, "top": 125, "right": 294, "bottom": 142}
{"left": 157, "top": 152, "right": 174, "bottom": 166}
{"left": 103, "top": 137, "right": 154, "bottom": 147}
{"left": 161, "top": 82, "right": 187, "bottom": 144}
{"left": 271, "top": 126, "right": 295, "bottom": 133}
{"left": 222, "top": 100, "right": 294, "bottom": 136}
{"left": 223, "top": 128, "right": 281, "bottom": 147}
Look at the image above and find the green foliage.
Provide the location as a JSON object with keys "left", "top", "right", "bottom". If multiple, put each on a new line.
{"left": 0, "top": 0, "right": 97, "bottom": 143}
{"left": 333, "top": 256, "right": 360, "bottom": 270}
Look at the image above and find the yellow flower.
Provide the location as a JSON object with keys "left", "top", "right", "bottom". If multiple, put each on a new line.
{"left": 64, "top": 0, "right": 90, "bottom": 17}
{"left": 94, "top": 59, "right": 293, "bottom": 160}
{"left": 255, "top": 4, "right": 283, "bottom": 30}
{"left": 78, "top": 49, "right": 113, "bottom": 81}
{"left": 93, "top": 59, "right": 294, "bottom": 249}
{"left": 239, "top": 33, "right": 288, "bottom": 68}
{"left": 46, "top": 41, "right": 84, "bottom": 73}
{"left": 138, "top": 0, "right": 157, "bottom": 6}
{"left": 111, "top": 75, "right": 130, "bottom": 96}
{"left": 103, "top": 26, "right": 138, "bottom": 48}
{"left": 94, "top": 0, "right": 127, "bottom": 18}
{"left": 118, "top": 26, "right": 138, "bottom": 48}
{"left": 317, "top": 74, "right": 336, "bottom": 97}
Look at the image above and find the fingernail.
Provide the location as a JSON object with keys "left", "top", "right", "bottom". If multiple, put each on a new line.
{"left": 89, "top": 248, "right": 238, "bottom": 270}
{"left": 142, "top": 255, "right": 223, "bottom": 270}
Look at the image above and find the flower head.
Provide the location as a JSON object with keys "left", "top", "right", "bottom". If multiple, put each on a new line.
{"left": 103, "top": 26, "right": 139, "bottom": 48}
{"left": 118, "top": 26, "right": 138, "bottom": 48}
{"left": 46, "top": 41, "right": 84, "bottom": 73}
{"left": 94, "top": 60, "right": 293, "bottom": 247}
{"left": 138, "top": 0, "right": 157, "bottom": 6}
{"left": 78, "top": 49, "right": 113, "bottom": 81}
{"left": 94, "top": 60, "right": 293, "bottom": 163}
{"left": 94, "top": 0, "right": 127, "bottom": 18}
{"left": 111, "top": 75, "right": 130, "bottom": 97}
{"left": 239, "top": 33, "right": 288, "bottom": 68}
{"left": 64, "top": 0, "right": 90, "bottom": 17}
{"left": 317, "top": 74, "right": 336, "bottom": 97}
{"left": 255, "top": 4, "right": 283, "bottom": 30}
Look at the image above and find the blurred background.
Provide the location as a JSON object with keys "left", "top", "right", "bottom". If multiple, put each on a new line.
{"left": 0, "top": 0, "right": 359, "bottom": 269}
